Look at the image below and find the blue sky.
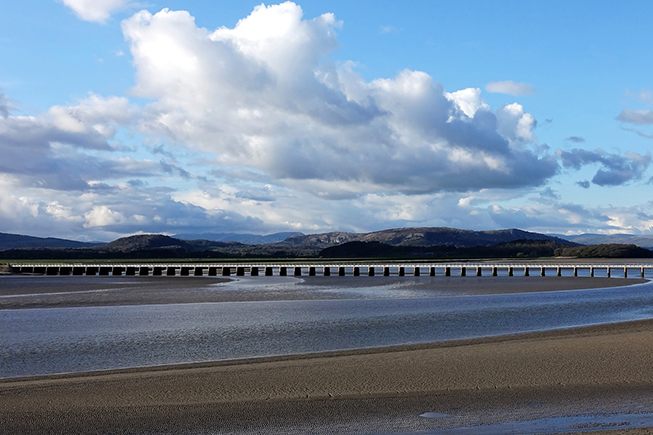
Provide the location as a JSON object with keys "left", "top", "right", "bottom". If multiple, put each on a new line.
{"left": 1, "top": 1, "right": 652, "bottom": 241}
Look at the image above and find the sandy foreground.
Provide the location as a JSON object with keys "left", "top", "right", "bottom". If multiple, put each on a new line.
{"left": 2, "top": 318, "right": 653, "bottom": 434}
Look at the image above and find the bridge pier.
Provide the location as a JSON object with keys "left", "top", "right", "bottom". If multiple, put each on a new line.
{"left": 294, "top": 267, "right": 302, "bottom": 277}
{"left": 339, "top": 267, "right": 346, "bottom": 276}
{"left": 590, "top": 267, "right": 594, "bottom": 277}
{"left": 265, "top": 267, "right": 273, "bottom": 277}
{"left": 414, "top": 267, "right": 420, "bottom": 277}
{"left": 460, "top": 267, "right": 466, "bottom": 277}
{"left": 557, "top": 267, "right": 561, "bottom": 277}
{"left": 398, "top": 267, "right": 405, "bottom": 277}
{"left": 492, "top": 267, "right": 498, "bottom": 277}
{"left": 181, "top": 267, "right": 191, "bottom": 276}
{"left": 445, "top": 267, "right": 451, "bottom": 277}
{"left": 250, "top": 266, "right": 259, "bottom": 276}
{"left": 642, "top": 267, "right": 646, "bottom": 278}
{"left": 279, "top": 267, "right": 287, "bottom": 277}
{"left": 309, "top": 267, "right": 316, "bottom": 276}
{"left": 524, "top": 267, "right": 529, "bottom": 277}
{"left": 607, "top": 268, "right": 611, "bottom": 278}
{"left": 353, "top": 267, "right": 360, "bottom": 276}
{"left": 624, "top": 267, "right": 627, "bottom": 278}
{"left": 196, "top": 267, "right": 206, "bottom": 276}
{"left": 323, "top": 267, "right": 331, "bottom": 276}
{"left": 383, "top": 267, "right": 390, "bottom": 276}
{"left": 166, "top": 267, "right": 177, "bottom": 276}
{"left": 368, "top": 266, "right": 375, "bottom": 277}
{"left": 573, "top": 267, "right": 578, "bottom": 277}
{"left": 540, "top": 267, "right": 545, "bottom": 277}
{"left": 476, "top": 267, "right": 482, "bottom": 277}
{"left": 508, "top": 267, "right": 513, "bottom": 277}
{"left": 99, "top": 267, "right": 111, "bottom": 276}
{"left": 430, "top": 267, "right": 436, "bottom": 276}
{"left": 73, "top": 267, "right": 85, "bottom": 276}
{"left": 126, "top": 267, "right": 136, "bottom": 276}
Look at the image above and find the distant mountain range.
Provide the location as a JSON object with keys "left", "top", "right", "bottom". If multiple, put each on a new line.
{"left": 0, "top": 227, "right": 587, "bottom": 260}
{"left": 0, "top": 233, "right": 100, "bottom": 250}
{"left": 558, "top": 234, "right": 653, "bottom": 249}
{"left": 174, "top": 232, "right": 302, "bottom": 245}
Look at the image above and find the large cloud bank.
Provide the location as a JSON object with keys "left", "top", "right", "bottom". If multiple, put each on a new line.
{"left": 122, "top": 4, "right": 557, "bottom": 197}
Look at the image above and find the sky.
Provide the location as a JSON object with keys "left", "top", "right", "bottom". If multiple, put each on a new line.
{"left": 1, "top": 1, "right": 653, "bottom": 241}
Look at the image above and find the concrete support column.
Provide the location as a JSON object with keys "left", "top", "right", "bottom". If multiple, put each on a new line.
{"left": 250, "top": 267, "right": 259, "bottom": 276}
{"left": 126, "top": 267, "right": 136, "bottom": 276}
{"left": 508, "top": 267, "right": 513, "bottom": 277}
{"left": 181, "top": 267, "right": 191, "bottom": 276}
{"left": 265, "top": 267, "right": 273, "bottom": 277}
{"left": 557, "top": 267, "right": 562, "bottom": 277}
{"left": 430, "top": 267, "right": 436, "bottom": 277}
{"left": 398, "top": 267, "right": 405, "bottom": 277}
{"left": 153, "top": 267, "right": 163, "bottom": 276}
{"left": 383, "top": 267, "right": 390, "bottom": 276}
{"left": 112, "top": 267, "right": 124, "bottom": 276}
{"left": 309, "top": 267, "right": 316, "bottom": 276}
{"left": 414, "top": 267, "right": 420, "bottom": 277}
{"left": 279, "top": 267, "right": 287, "bottom": 277}
{"left": 607, "top": 268, "right": 611, "bottom": 278}
{"left": 236, "top": 267, "right": 245, "bottom": 277}
{"left": 624, "top": 267, "right": 628, "bottom": 278}
{"left": 208, "top": 267, "right": 218, "bottom": 276}
{"left": 445, "top": 267, "right": 451, "bottom": 277}
{"left": 492, "top": 267, "right": 498, "bottom": 277}
{"left": 476, "top": 267, "right": 482, "bottom": 277}
{"left": 642, "top": 267, "right": 645, "bottom": 278}
{"left": 166, "top": 267, "right": 176, "bottom": 276}
{"left": 573, "top": 268, "right": 578, "bottom": 277}
{"left": 73, "top": 267, "right": 85, "bottom": 276}
{"left": 294, "top": 267, "right": 302, "bottom": 276}
{"left": 524, "top": 267, "right": 529, "bottom": 277}
{"left": 338, "top": 267, "right": 346, "bottom": 276}
{"left": 540, "top": 267, "right": 546, "bottom": 277}
{"left": 195, "top": 267, "right": 205, "bottom": 277}
{"left": 590, "top": 267, "right": 594, "bottom": 277}
{"left": 99, "top": 267, "right": 111, "bottom": 276}
{"left": 368, "top": 267, "right": 375, "bottom": 277}
{"left": 353, "top": 267, "right": 360, "bottom": 276}
{"left": 323, "top": 267, "right": 331, "bottom": 276}
{"left": 221, "top": 267, "right": 230, "bottom": 277}
{"left": 460, "top": 267, "right": 466, "bottom": 277}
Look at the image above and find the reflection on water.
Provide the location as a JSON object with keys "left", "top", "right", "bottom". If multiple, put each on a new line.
{"left": 1, "top": 280, "right": 653, "bottom": 378}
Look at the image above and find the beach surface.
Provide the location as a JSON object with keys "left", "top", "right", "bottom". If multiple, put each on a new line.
{"left": 2, "top": 276, "right": 653, "bottom": 433}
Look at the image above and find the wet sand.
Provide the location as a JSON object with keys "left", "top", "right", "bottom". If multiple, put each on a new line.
{"left": 0, "top": 274, "right": 646, "bottom": 309}
{"left": 3, "top": 319, "right": 653, "bottom": 433}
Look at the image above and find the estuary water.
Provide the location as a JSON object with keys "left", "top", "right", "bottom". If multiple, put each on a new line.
{"left": 1, "top": 278, "right": 653, "bottom": 378}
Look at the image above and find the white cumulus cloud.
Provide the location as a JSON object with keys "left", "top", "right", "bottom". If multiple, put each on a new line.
{"left": 60, "top": 0, "right": 134, "bottom": 22}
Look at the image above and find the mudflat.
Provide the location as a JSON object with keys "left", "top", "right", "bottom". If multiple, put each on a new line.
{"left": 2, "top": 318, "right": 653, "bottom": 434}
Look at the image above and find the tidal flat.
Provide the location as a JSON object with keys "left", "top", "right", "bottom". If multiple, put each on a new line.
{"left": 2, "top": 274, "right": 653, "bottom": 434}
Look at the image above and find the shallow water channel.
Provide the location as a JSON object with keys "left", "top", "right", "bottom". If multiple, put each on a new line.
{"left": 2, "top": 279, "right": 653, "bottom": 378}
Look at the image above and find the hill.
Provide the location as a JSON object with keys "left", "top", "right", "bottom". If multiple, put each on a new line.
{"left": 560, "top": 234, "right": 653, "bottom": 249}
{"left": 174, "top": 232, "right": 302, "bottom": 245}
{"left": 0, "top": 233, "right": 99, "bottom": 250}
